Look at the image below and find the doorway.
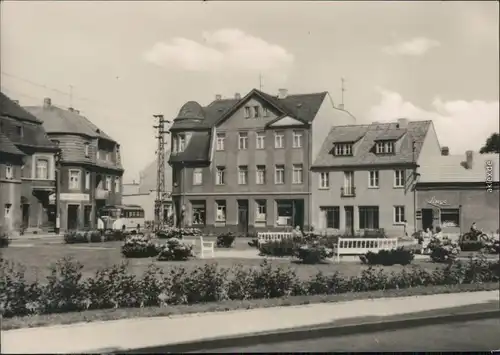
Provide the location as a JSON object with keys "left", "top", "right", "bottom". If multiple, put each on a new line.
{"left": 67, "top": 205, "right": 79, "bottom": 230}
{"left": 22, "top": 204, "right": 30, "bottom": 229}
{"left": 344, "top": 206, "right": 354, "bottom": 236}
{"left": 237, "top": 200, "right": 249, "bottom": 235}
{"left": 421, "top": 208, "right": 434, "bottom": 231}
{"left": 84, "top": 205, "right": 92, "bottom": 229}
{"left": 293, "top": 199, "right": 304, "bottom": 231}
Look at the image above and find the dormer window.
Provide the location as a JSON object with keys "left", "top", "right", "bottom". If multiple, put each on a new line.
{"left": 375, "top": 141, "right": 394, "bottom": 154}
{"left": 174, "top": 134, "right": 186, "bottom": 153}
{"left": 253, "top": 106, "right": 260, "bottom": 118}
{"left": 334, "top": 143, "right": 353, "bottom": 156}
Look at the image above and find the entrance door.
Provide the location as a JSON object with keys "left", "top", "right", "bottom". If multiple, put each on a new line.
{"left": 84, "top": 206, "right": 92, "bottom": 229}
{"left": 345, "top": 206, "right": 354, "bottom": 236}
{"left": 422, "top": 209, "right": 434, "bottom": 231}
{"left": 292, "top": 199, "right": 305, "bottom": 230}
{"left": 237, "top": 200, "right": 249, "bottom": 235}
{"left": 22, "top": 204, "right": 30, "bottom": 229}
{"left": 67, "top": 205, "right": 79, "bottom": 230}
{"left": 47, "top": 205, "right": 56, "bottom": 232}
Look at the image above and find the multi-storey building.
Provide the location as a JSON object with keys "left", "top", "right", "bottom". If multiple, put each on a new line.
{"left": 0, "top": 92, "right": 59, "bottom": 232}
{"left": 168, "top": 88, "right": 356, "bottom": 233}
{"left": 24, "top": 98, "right": 123, "bottom": 231}
{"left": 310, "top": 119, "right": 441, "bottom": 237}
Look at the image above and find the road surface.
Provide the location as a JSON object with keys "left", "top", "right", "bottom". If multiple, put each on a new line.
{"left": 196, "top": 318, "right": 500, "bottom": 352}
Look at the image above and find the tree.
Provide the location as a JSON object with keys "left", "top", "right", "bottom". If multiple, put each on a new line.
{"left": 480, "top": 133, "right": 500, "bottom": 154}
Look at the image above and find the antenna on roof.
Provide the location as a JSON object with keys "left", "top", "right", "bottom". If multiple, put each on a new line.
{"left": 69, "top": 85, "right": 73, "bottom": 108}
{"left": 259, "top": 73, "right": 263, "bottom": 91}
{"left": 340, "top": 77, "right": 346, "bottom": 109}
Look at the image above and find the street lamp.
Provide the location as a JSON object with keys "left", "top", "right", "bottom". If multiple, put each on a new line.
{"left": 54, "top": 149, "right": 62, "bottom": 235}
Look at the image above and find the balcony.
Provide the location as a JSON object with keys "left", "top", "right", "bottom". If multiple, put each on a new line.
{"left": 31, "top": 179, "right": 56, "bottom": 191}
{"left": 341, "top": 186, "right": 356, "bottom": 198}
{"left": 95, "top": 188, "right": 109, "bottom": 200}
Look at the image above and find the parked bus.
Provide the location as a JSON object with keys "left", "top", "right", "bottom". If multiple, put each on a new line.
{"left": 97, "top": 204, "right": 145, "bottom": 233}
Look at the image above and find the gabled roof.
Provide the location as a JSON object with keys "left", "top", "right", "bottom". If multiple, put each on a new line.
{"left": 0, "top": 92, "right": 42, "bottom": 123}
{"left": 312, "top": 120, "right": 431, "bottom": 168}
{"left": 418, "top": 153, "right": 499, "bottom": 183}
{"left": 0, "top": 132, "right": 25, "bottom": 156}
{"left": 331, "top": 130, "right": 366, "bottom": 144}
{"left": 375, "top": 128, "right": 406, "bottom": 141}
{"left": 24, "top": 105, "right": 116, "bottom": 143}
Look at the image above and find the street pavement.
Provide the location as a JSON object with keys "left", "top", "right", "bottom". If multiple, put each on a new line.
{"left": 200, "top": 318, "right": 500, "bottom": 352}
{"left": 1, "top": 290, "right": 498, "bottom": 354}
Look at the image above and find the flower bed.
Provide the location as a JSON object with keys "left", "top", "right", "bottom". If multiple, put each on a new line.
{"left": 157, "top": 238, "right": 193, "bottom": 261}
{"left": 102, "top": 230, "right": 127, "bottom": 242}
{"left": 459, "top": 240, "right": 484, "bottom": 252}
{"left": 359, "top": 247, "right": 414, "bottom": 266}
{"left": 1, "top": 255, "right": 498, "bottom": 318}
{"left": 258, "top": 237, "right": 334, "bottom": 264}
{"left": 156, "top": 227, "right": 202, "bottom": 240}
{"left": 216, "top": 232, "right": 236, "bottom": 248}
{"left": 429, "top": 239, "right": 461, "bottom": 263}
{"left": 259, "top": 239, "right": 296, "bottom": 257}
{"left": 121, "top": 235, "right": 159, "bottom": 258}
{"left": 63, "top": 230, "right": 103, "bottom": 244}
{"left": 295, "top": 243, "right": 334, "bottom": 264}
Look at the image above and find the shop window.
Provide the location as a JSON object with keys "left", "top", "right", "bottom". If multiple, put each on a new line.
{"left": 440, "top": 208, "right": 460, "bottom": 227}
{"left": 276, "top": 200, "right": 293, "bottom": 226}
{"left": 191, "top": 201, "right": 206, "bottom": 225}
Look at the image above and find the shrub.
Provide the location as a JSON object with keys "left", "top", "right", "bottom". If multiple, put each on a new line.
{"left": 216, "top": 232, "right": 236, "bottom": 248}
{"left": 259, "top": 239, "right": 297, "bottom": 257}
{"left": 121, "top": 235, "right": 159, "bottom": 258}
{"left": 248, "top": 238, "right": 258, "bottom": 248}
{"left": 157, "top": 238, "right": 193, "bottom": 261}
{"left": 459, "top": 240, "right": 484, "bottom": 252}
{"left": 103, "top": 230, "right": 127, "bottom": 242}
{"left": 63, "top": 231, "right": 88, "bottom": 244}
{"left": 0, "top": 225, "right": 11, "bottom": 248}
{"left": 359, "top": 247, "right": 414, "bottom": 266}
{"left": 156, "top": 227, "right": 202, "bottom": 240}
{"left": 294, "top": 244, "right": 334, "bottom": 264}
{"left": 430, "top": 240, "right": 461, "bottom": 263}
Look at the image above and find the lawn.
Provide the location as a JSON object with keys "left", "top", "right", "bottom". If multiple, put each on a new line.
{"left": 2, "top": 238, "right": 444, "bottom": 283}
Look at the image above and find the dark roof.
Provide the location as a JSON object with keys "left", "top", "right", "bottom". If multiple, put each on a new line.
{"left": 0, "top": 92, "right": 42, "bottom": 123}
{"left": 312, "top": 120, "right": 432, "bottom": 168}
{"left": 168, "top": 131, "right": 212, "bottom": 165}
{"left": 24, "top": 105, "right": 116, "bottom": 143}
{"left": 331, "top": 130, "right": 366, "bottom": 144}
{"left": 0, "top": 132, "right": 25, "bottom": 156}
{"left": 375, "top": 128, "right": 406, "bottom": 141}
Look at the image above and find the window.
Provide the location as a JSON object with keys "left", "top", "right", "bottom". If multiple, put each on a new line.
{"left": 6, "top": 164, "right": 13, "bottom": 179}
{"left": 4, "top": 203, "right": 12, "bottom": 218}
{"left": 238, "top": 165, "right": 248, "bottom": 185}
{"left": 172, "top": 137, "right": 178, "bottom": 153}
{"left": 244, "top": 106, "right": 251, "bottom": 118}
{"left": 215, "top": 200, "right": 226, "bottom": 222}
{"left": 440, "top": 208, "right": 460, "bottom": 228}
{"left": 394, "top": 206, "right": 405, "bottom": 224}
{"left": 256, "top": 132, "right": 265, "bottom": 149}
{"left": 321, "top": 206, "right": 340, "bottom": 229}
{"left": 216, "top": 166, "right": 225, "bottom": 185}
{"left": 334, "top": 143, "right": 353, "bottom": 156}
{"left": 394, "top": 169, "right": 405, "bottom": 188}
{"left": 359, "top": 206, "right": 379, "bottom": 229}
{"left": 238, "top": 132, "right": 248, "bottom": 150}
{"left": 256, "top": 165, "right": 266, "bottom": 185}
{"left": 35, "top": 159, "right": 49, "bottom": 179}
{"left": 319, "top": 172, "right": 329, "bottom": 189}
{"left": 292, "top": 164, "right": 303, "bottom": 184}
{"left": 106, "top": 152, "right": 111, "bottom": 161}
{"left": 253, "top": 106, "right": 260, "bottom": 118}
{"left": 85, "top": 172, "right": 91, "bottom": 190}
{"left": 275, "top": 165, "right": 285, "bottom": 184}
{"left": 216, "top": 133, "right": 225, "bottom": 151}
{"left": 368, "top": 171, "right": 379, "bottom": 188}
{"left": 343, "top": 171, "right": 354, "bottom": 196}
{"left": 105, "top": 176, "right": 112, "bottom": 191}
{"left": 84, "top": 143, "right": 90, "bottom": 158}
{"left": 376, "top": 141, "right": 394, "bottom": 154}
{"left": 255, "top": 200, "right": 267, "bottom": 222}
{"left": 16, "top": 126, "right": 23, "bottom": 137}
{"left": 191, "top": 201, "right": 206, "bottom": 225}
{"left": 193, "top": 168, "right": 203, "bottom": 185}
{"left": 293, "top": 131, "right": 303, "bottom": 148}
{"left": 263, "top": 107, "right": 269, "bottom": 117}
{"left": 274, "top": 131, "right": 284, "bottom": 149}
{"left": 115, "top": 177, "right": 120, "bottom": 193}
{"left": 69, "top": 170, "right": 81, "bottom": 190}
{"left": 276, "top": 200, "right": 293, "bottom": 226}
{"left": 97, "top": 150, "right": 102, "bottom": 160}
{"left": 178, "top": 135, "right": 186, "bottom": 152}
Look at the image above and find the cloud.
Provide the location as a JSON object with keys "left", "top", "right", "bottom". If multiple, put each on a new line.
{"left": 143, "top": 28, "right": 294, "bottom": 74}
{"left": 366, "top": 87, "right": 499, "bottom": 154}
{"left": 382, "top": 37, "right": 441, "bottom": 56}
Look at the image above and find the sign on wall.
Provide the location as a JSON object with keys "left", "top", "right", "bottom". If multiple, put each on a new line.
{"left": 49, "top": 193, "right": 90, "bottom": 203}
{"left": 426, "top": 196, "right": 449, "bottom": 208}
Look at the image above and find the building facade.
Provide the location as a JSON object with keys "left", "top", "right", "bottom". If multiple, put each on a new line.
{"left": 0, "top": 92, "right": 59, "bottom": 232}
{"left": 24, "top": 98, "right": 123, "bottom": 231}
{"left": 169, "top": 88, "right": 356, "bottom": 233}
{"left": 416, "top": 150, "right": 499, "bottom": 235}
{"left": 310, "top": 119, "right": 442, "bottom": 237}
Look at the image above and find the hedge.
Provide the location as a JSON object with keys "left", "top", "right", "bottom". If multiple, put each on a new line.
{"left": 2, "top": 254, "right": 497, "bottom": 318}
{"left": 156, "top": 228, "right": 202, "bottom": 240}
{"left": 63, "top": 230, "right": 128, "bottom": 244}
{"left": 359, "top": 247, "right": 414, "bottom": 266}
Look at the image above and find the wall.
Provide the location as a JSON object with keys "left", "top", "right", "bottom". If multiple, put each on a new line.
{"left": 122, "top": 191, "right": 157, "bottom": 221}
{"left": 0, "top": 158, "right": 23, "bottom": 229}
{"left": 311, "top": 167, "right": 415, "bottom": 237}
{"left": 417, "top": 122, "right": 442, "bottom": 165}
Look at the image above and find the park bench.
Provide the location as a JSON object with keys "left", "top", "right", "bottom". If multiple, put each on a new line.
{"left": 182, "top": 236, "right": 215, "bottom": 258}
{"left": 257, "top": 232, "right": 293, "bottom": 247}
{"left": 336, "top": 237, "right": 398, "bottom": 262}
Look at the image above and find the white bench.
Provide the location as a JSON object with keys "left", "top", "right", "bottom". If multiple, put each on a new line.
{"left": 200, "top": 236, "right": 215, "bottom": 259}
{"left": 336, "top": 237, "right": 398, "bottom": 262}
{"left": 257, "top": 232, "right": 293, "bottom": 247}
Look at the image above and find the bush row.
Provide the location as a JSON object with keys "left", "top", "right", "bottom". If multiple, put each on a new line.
{"left": 1, "top": 255, "right": 498, "bottom": 318}
{"left": 63, "top": 230, "right": 128, "bottom": 244}
{"left": 156, "top": 228, "right": 202, "bottom": 239}
{"left": 121, "top": 235, "right": 194, "bottom": 261}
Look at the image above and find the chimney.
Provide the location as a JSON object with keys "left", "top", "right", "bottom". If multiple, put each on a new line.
{"left": 441, "top": 146, "right": 449, "bottom": 156}
{"left": 234, "top": 93, "right": 241, "bottom": 100}
{"left": 397, "top": 118, "right": 410, "bottom": 129}
{"left": 68, "top": 107, "right": 74, "bottom": 112}
{"left": 465, "top": 150, "right": 473, "bottom": 169}
{"left": 74, "top": 109, "right": 80, "bottom": 114}
{"left": 215, "top": 94, "right": 222, "bottom": 101}
{"left": 43, "top": 98, "right": 51, "bottom": 108}
{"left": 338, "top": 103, "right": 344, "bottom": 110}
{"left": 278, "top": 88, "right": 288, "bottom": 99}
{"left": 12, "top": 100, "right": 19, "bottom": 105}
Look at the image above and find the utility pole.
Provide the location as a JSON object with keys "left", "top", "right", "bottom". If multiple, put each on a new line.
{"left": 153, "top": 114, "right": 170, "bottom": 231}
{"left": 54, "top": 149, "right": 62, "bottom": 235}
{"left": 340, "top": 78, "right": 346, "bottom": 109}
{"left": 259, "top": 73, "right": 263, "bottom": 91}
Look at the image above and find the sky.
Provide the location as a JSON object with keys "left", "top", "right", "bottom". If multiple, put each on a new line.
{"left": 1, "top": 1, "right": 498, "bottom": 182}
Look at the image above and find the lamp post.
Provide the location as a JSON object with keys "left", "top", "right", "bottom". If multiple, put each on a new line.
{"left": 54, "top": 149, "right": 62, "bottom": 235}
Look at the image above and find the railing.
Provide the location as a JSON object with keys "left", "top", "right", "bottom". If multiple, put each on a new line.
{"left": 336, "top": 237, "right": 398, "bottom": 262}
{"left": 257, "top": 232, "right": 293, "bottom": 247}
{"left": 341, "top": 186, "right": 356, "bottom": 197}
